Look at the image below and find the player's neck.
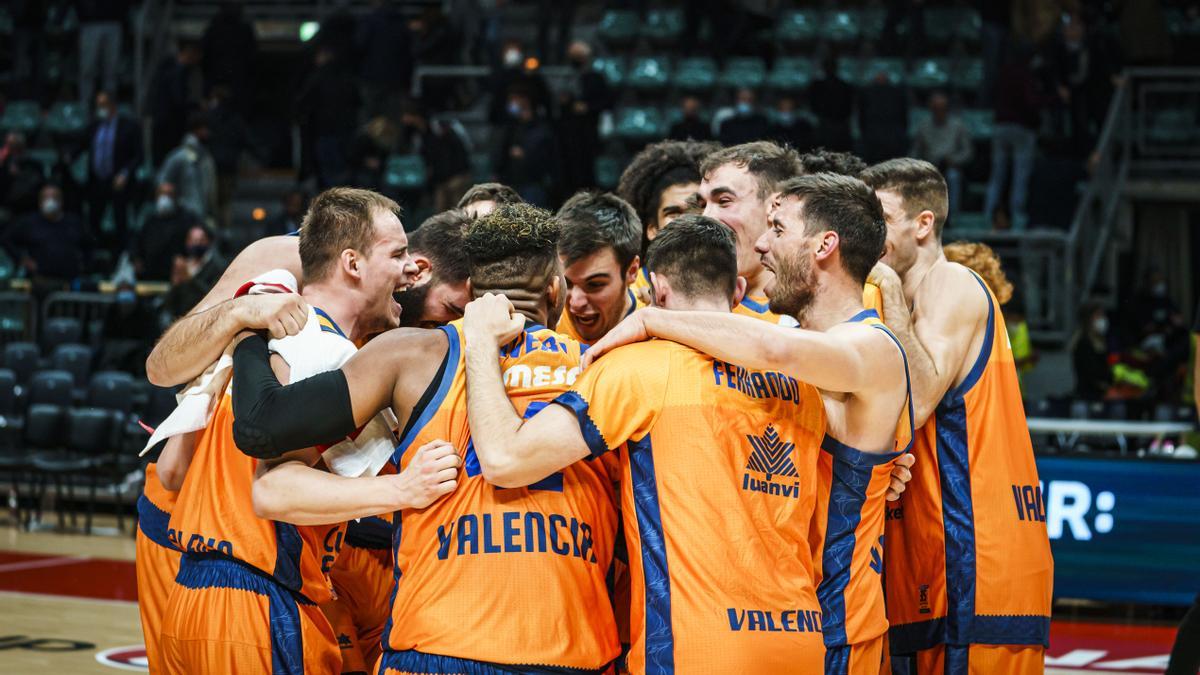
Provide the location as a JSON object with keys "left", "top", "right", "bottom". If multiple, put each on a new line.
{"left": 902, "top": 245, "right": 946, "bottom": 306}
{"left": 300, "top": 283, "right": 362, "bottom": 341}
{"left": 743, "top": 265, "right": 769, "bottom": 298}
{"left": 800, "top": 275, "right": 866, "bottom": 332}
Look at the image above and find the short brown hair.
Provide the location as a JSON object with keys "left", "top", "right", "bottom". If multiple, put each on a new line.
{"left": 699, "top": 141, "right": 802, "bottom": 199}
{"left": 646, "top": 214, "right": 738, "bottom": 301}
{"left": 456, "top": 182, "right": 523, "bottom": 210}
{"left": 777, "top": 173, "right": 886, "bottom": 285}
{"left": 556, "top": 191, "right": 641, "bottom": 270}
{"left": 860, "top": 158, "right": 949, "bottom": 238}
{"left": 299, "top": 187, "right": 401, "bottom": 282}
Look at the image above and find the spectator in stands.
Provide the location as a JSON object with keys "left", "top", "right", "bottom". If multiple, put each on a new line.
{"left": 1052, "top": 14, "right": 1120, "bottom": 156}
{"left": 0, "top": 132, "right": 44, "bottom": 216}
{"left": 858, "top": 70, "right": 909, "bottom": 163}
{"left": 159, "top": 113, "right": 217, "bottom": 224}
{"left": 1, "top": 184, "right": 91, "bottom": 290}
{"left": 456, "top": 182, "right": 523, "bottom": 218}
{"left": 1073, "top": 301, "right": 1112, "bottom": 402}
{"left": 86, "top": 91, "right": 143, "bottom": 251}
{"left": 810, "top": 55, "right": 855, "bottom": 152}
{"left": 911, "top": 91, "right": 973, "bottom": 218}
{"left": 488, "top": 40, "right": 552, "bottom": 124}
{"left": 149, "top": 39, "right": 204, "bottom": 164}
{"left": 267, "top": 188, "right": 308, "bottom": 236}
{"left": 717, "top": 88, "right": 771, "bottom": 147}
{"left": 400, "top": 103, "right": 473, "bottom": 212}
{"left": 669, "top": 96, "right": 713, "bottom": 142}
{"left": 205, "top": 85, "right": 256, "bottom": 229}
{"left": 357, "top": 0, "right": 414, "bottom": 118}
{"left": 295, "top": 44, "right": 361, "bottom": 189}
{"left": 348, "top": 116, "right": 398, "bottom": 191}
{"left": 99, "top": 281, "right": 161, "bottom": 375}
{"left": 77, "top": 0, "right": 126, "bottom": 106}
{"left": 495, "top": 90, "right": 556, "bottom": 206}
{"left": 202, "top": 3, "right": 258, "bottom": 115}
{"left": 133, "top": 182, "right": 200, "bottom": 283}
{"left": 770, "top": 96, "right": 813, "bottom": 152}
{"left": 558, "top": 40, "right": 612, "bottom": 198}
{"left": 164, "top": 224, "right": 227, "bottom": 318}
{"left": 978, "top": 0, "right": 1012, "bottom": 106}
{"left": 985, "top": 40, "right": 1043, "bottom": 230}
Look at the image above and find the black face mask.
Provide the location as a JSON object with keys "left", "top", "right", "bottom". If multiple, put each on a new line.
{"left": 186, "top": 244, "right": 210, "bottom": 259}
{"left": 395, "top": 284, "right": 431, "bottom": 328}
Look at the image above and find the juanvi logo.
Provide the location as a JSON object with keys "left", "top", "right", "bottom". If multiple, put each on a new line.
{"left": 742, "top": 425, "right": 801, "bottom": 499}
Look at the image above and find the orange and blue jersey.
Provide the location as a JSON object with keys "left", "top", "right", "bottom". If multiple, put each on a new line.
{"left": 327, "top": 514, "right": 394, "bottom": 674}
{"left": 135, "top": 462, "right": 181, "bottom": 671}
{"left": 554, "top": 339, "right": 828, "bottom": 674}
{"left": 377, "top": 320, "right": 621, "bottom": 674}
{"left": 885, "top": 271, "right": 1053, "bottom": 655}
{"left": 809, "top": 309, "right": 914, "bottom": 674}
{"left": 556, "top": 288, "right": 644, "bottom": 345}
{"left": 733, "top": 294, "right": 800, "bottom": 326}
{"left": 630, "top": 266, "right": 653, "bottom": 303}
{"left": 862, "top": 282, "right": 884, "bottom": 317}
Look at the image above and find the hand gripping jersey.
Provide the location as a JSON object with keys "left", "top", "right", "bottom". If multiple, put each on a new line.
{"left": 556, "top": 288, "right": 645, "bottom": 345}
{"left": 885, "top": 272, "right": 1053, "bottom": 654}
{"left": 135, "top": 462, "right": 181, "bottom": 672}
{"left": 733, "top": 294, "right": 800, "bottom": 327}
{"left": 554, "top": 340, "right": 827, "bottom": 674}
{"left": 809, "top": 309, "right": 914, "bottom": 675}
{"left": 378, "top": 320, "right": 621, "bottom": 673}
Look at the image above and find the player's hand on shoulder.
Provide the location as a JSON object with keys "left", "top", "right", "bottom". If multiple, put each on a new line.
{"left": 886, "top": 452, "right": 915, "bottom": 502}
{"left": 868, "top": 262, "right": 909, "bottom": 325}
{"left": 581, "top": 309, "right": 651, "bottom": 370}
{"left": 394, "top": 439, "right": 460, "bottom": 509}
{"left": 235, "top": 293, "right": 310, "bottom": 340}
{"left": 463, "top": 293, "right": 524, "bottom": 348}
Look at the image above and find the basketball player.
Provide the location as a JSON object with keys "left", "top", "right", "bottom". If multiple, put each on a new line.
{"left": 555, "top": 191, "right": 646, "bottom": 344}
{"left": 457, "top": 215, "right": 829, "bottom": 672}
{"left": 861, "top": 158, "right": 1053, "bottom": 674}
{"left": 230, "top": 203, "right": 623, "bottom": 673}
{"left": 456, "top": 181, "right": 524, "bottom": 218}
{"left": 156, "top": 189, "right": 458, "bottom": 673}
{"left": 134, "top": 435, "right": 189, "bottom": 672}
{"left": 585, "top": 174, "right": 914, "bottom": 675}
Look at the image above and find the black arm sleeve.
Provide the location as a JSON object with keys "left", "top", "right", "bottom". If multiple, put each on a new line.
{"left": 230, "top": 334, "right": 358, "bottom": 459}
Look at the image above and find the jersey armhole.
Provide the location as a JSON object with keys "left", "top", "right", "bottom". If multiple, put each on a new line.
{"left": 394, "top": 329, "right": 456, "bottom": 461}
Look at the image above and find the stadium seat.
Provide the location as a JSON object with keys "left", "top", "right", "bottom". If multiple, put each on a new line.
{"left": 383, "top": 154, "right": 427, "bottom": 191}
{"left": 859, "top": 58, "right": 905, "bottom": 86}
{"left": 953, "top": 59, "right": 984, "bottom": 91}
{"left": 42, "top": 316, "right": 83, "bottom": 353}
{"left": 88, "top": 371, "right": 133, "bottom": 413}
{"left": 627, "top": 57, "right": 671, "bottom": 91}
{"left": 766, "top": 58, "right": 815, "bottom": 92}
{"left": 597, "top": 9, "right": 639, "bottom": 46}
{"left": 66, "top": 407, "right": 122, "bottom": 533}
{"left": 3, "top": 342, "right": 39, "bottom": 387}
{"left": 949, "top": 212, "right": 990, "bottom": 232}
{"left": 0, "top": 100, "right": 40, "bottom": 134}
{"left": 908, "top": 59, "right": 951, "bottom": 89}
{"left": 592, "top": 56, "right": 626, "bottom": 88}
{"left": 24, "top": 403, "right": 65, "bottom": 527}
{"left": 45, "top": 101, "right": 89, "bottom": 136}
{"left": 776, "top": 10, "right": 818, "bottom": 44}
{"left": 594, "top": 155, "right": 621, "bottom": 190}
{"left": 837, "top": 57, "right": 867, "bottom": 87}
{"left": 613, "top": 107, "right": 667, "bottom": 142}
{"left": 962, "top": 109, "right": 995, "bottom": 140}
{"left": 24, "top": 149, "right": 55, "bottom": 177}
{"left": 719, "top": 57, "right": 767, "bottom": 90}
{"left": 673, "top": 57, "right": 717, "bottom": 91}
{"left": 643, "top": 8, "right": 684, "bottom": 46}
{"left": 924, "top": 7, "right": 982, "bottom": 43}
{"left": 823, "top": 10, "right": 862, "bottom": 43}
{"left": 51, "top": 344, "right": 92, "bottom": 388}
{"left": 859, "top": 8, "right": 887, "bottom": 41}
{"left": 0, "top": 368, "right": 23, "bottom": 525}
{"left": 29, "top": 370, "right": 74, "bottom": 407}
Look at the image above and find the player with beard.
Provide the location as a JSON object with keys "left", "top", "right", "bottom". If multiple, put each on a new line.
{"left": 555, "top": 191, "right": 646, "bottom": 345}
{"left": 861, "top": 158, "right": 1052, "bottom": 674}
{"left": 587, "top": 174, "right": 915, "bottom": 675}
{"left": 396, "top": 209, "right": 473, "bottom": 329}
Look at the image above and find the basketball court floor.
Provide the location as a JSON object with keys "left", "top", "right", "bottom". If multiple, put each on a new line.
{"left": 0, "top": 518, "right": 1182, "bottom": 673}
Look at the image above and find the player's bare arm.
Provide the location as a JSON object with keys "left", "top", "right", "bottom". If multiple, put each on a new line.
{"left": 188, "top": 235, "right": 303, "bottom": 316}
{"left": 462, "top": 293, "right": 593, "bottom": 488}
{"left": 871, "top": 261, "right": 986, "bottom": 426}
{"left": 155, "top": 431, "right": 197, "bottom": 491}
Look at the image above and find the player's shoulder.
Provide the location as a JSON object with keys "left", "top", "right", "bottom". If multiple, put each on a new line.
{"left": 922, "top": 260, "right": 989, "bottom": 318}
{"left": 590, "top": 339, "right": 679, "bottom": 374}
{"left": 364, "top": 326, "right": 450, "bottom": 362}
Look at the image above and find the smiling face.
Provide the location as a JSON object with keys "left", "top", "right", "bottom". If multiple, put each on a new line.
{"left": 357, "top": 208, "right": 419, "bottom": 333}
{"left": 874, "top": 189, "right": 920, "bottom": 276}
{"left": 648, "top": 181, "right": 699, "bottom": 240}
{"left": 755, "top": 196, "right": 817, "bottom": 319}
{"left": 701, "top": 163, "right": 770, "bottom": 282}
{"left": 562, "top": 246, "right": 636, "bottom": 343}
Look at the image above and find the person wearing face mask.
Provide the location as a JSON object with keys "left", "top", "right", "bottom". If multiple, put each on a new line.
{"left": 716, "top": 88, "right": 771, "bottom": 147}
{"left": 1073, "top": 302, "right": 1113, "bottom": 402}
{"left": 557, "top": 40, "right": 612, "bottom": 198}
{"left": 495, "top": 90, "right": 556, "bottom": 206}
{"left": 487, "top": 40, "right": 551, "bottom": 125}
{"left": 668, "top": 95, "right": 714, "bottom": 142}
{"left": 163, "top": 224, "right": 229, "bottom": 319}
{"left": 158, "top": 112, "right": 218, "bottom": 223}
{"left": 1, "top": 184, "right": 92, "bottom": 292}
{"left": 770, "top": 95, "right": 814, "bottom": 152}
{"left": 133, "top": 182, "right": 202, "bottom": 282}
{"left": 85, "top": 90, "right": 143, "bottom": 252}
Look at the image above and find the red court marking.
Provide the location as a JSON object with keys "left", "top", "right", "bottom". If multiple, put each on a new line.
{"left": 1048, "top": 621, "right": 1174, "bottom": 673}
{"left": 0, "top": 551, "right": 137, "bottom": 601}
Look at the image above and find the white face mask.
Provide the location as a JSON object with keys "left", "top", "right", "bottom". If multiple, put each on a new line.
{"left": 1092, "top": 316, "right": 1108, "bottom": 335}
{"left": 41, "top": 198, "right": 61, "bottom": 217}
{"left": 156, "top": 194, "right": 176, "bottom": 214}
{"left": 503, "top": 50, "right": 522, "bottom": 67}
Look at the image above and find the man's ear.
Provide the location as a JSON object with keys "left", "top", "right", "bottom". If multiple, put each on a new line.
{"left": 625, "top": 255, "right": 640, "bottom": 287}
{"left": 650, "top": 271, "right": 669, "bottom": 307}
{"left": 411, "top": 253, "right": 433, "bottom": 285}
{"left": 915, "top": 210, "right": 937, "bottom": 242}
{"left": 815, "top": 231, "right": 839, "bottom": 262}
{"left": 733, "top": 275, "right": 748, "bottom": 308}
{"left": 340, "top": 248, "right": 362, "bottom": 280}
{"left": 547, "top": 274, "right": 561, "bottom": 308}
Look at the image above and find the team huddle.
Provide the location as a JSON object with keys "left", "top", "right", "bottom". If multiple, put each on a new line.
{"left": 133, "top": 140, "right": 1054, "bottom": 675}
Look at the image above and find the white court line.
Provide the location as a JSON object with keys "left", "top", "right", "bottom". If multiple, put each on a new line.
{"left": 0, "top": 555, "right": 91, "bottom": 573}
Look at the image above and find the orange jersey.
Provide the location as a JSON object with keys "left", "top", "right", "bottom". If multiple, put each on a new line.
{"left": 167, "top": 394, "right": 345, "bottom": 604}
{"left": 862, "top": 282, "right": 884, "bottom": 317}
{"left": 733, "top": 294, "right": 800, "bottom": 326}
{"left": 380, "top": 320, "right": 621, "bottom": 671}
{"left": 630, "top": 266, "right": 653, "bottom": 303}
{"left": 327, "top": 515, "right": 393, "bottom": 673}
{"left": 556, "top": 288, "right": 644, "bottom": 345}
{"left": 136, "top": 462, "right": 181, "bottom": 673}
{"left": 885, "top": 272, "right": 1053, "bottom": 652}
{"left": 809, "top": 310, "right": 914, "bottom": 668}
{"left": 556, "top": 340, "right": 827, "bottom": 674}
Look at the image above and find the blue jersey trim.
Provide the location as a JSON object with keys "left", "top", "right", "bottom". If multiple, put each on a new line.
{"left": 944, "top": 272, "right": 995, "bottom": 401}
{"left": 379, "top": 649, "right": 610, "bottom": 674}
{"left": 313, "top": 306, "right": 348, "bottom": 339}
{"left": 887, "top": 617, "right": 945, "bottom": 654}
{"left": 817, "top": 440, "right": 875, "bottom": 647}
{"left": 381, "top": 513, "right": 403, "bottom": 655}
{"left": 738, "top": 296, "right": 769, "bottom": 314}
{"left": 552, "top": 391, "right": 610, "bottom": 459}
{"left": 846, "top": 308, "right": 879, "bottom": 323}
{"left": 820, "top": 435, "right": 905, "bottom": 466}
{"left": 629, "top": 436, "right": 675, "bottom": 673}
{"left": 824, "top": 644, "right": 852, "bottom": 675}
{"left": 272, "top": 520, "right": 305, "bottom": 594}
{"left": 936, "top": 398, "right": 976, "bottom": 645}
{"left": 136, "top": 493, "right": 177, "bottom": 550}
{"left": 869, "top": 323, "right": 915, "bottom": 454}
{"left": 971, "top": 615, "right": 1051, "bottom": 646}
{"left": 394, "top": 325, "right": 459, "bottom": 463}
{"left": 624, "top": 289, "right": 638, "bottom": 318}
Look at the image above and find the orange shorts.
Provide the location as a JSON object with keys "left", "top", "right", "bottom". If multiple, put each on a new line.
{"left": 327, "top": 543, "right": 393, "bottom": 673}
{"left": 825, "top": 634, "right": 887, "bottom": 675}
{"left": 135, "top": 495, "right": 181, "bottom": 673}
{"left": 159, "top": 555, "right": 340, "bottom": 674}
{"left": 894, "top": 643, "right": 1045, "bottom": 675}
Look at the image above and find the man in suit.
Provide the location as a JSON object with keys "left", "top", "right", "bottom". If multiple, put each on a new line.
{"left": 87, "top": 90, "right": 143, "bottom": 252}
